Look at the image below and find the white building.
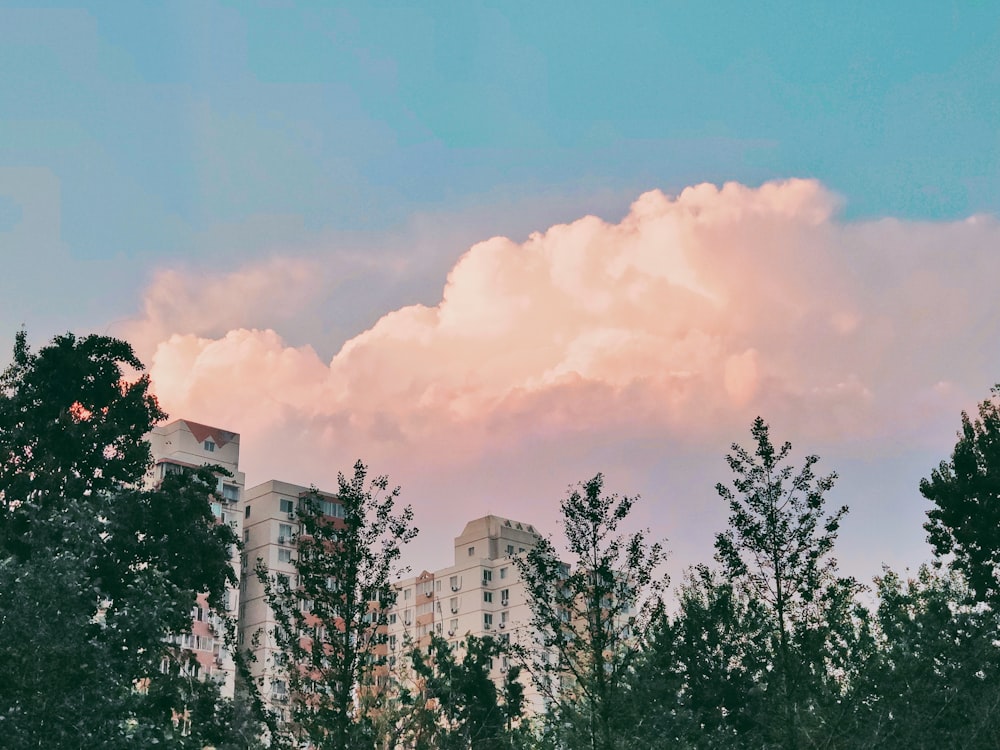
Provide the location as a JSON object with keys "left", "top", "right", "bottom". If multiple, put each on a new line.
{"left": 239, "top": 479, "right": 344, "bottom": 717}
{"left": 145, "top": 419, "right": 246, "bottom": 699}
{"left": 386, "top": 515, "right": 544, "bottom": 711}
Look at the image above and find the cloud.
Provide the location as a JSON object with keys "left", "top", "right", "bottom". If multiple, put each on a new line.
{"left": 130, "top": 179, "right": 1000, "bottom": 573}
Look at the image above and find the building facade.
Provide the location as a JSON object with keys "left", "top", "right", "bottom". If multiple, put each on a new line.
{"left": 239, "top": 479, "right": 347, "bottom": 718}
{"left": 386, "top": 515, "right": 544, "bottom": 712}
{"left": 145, "top": 419, "right": 246, "bottom": 699}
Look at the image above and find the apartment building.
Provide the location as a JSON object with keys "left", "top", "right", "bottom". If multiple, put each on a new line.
{"left": 239, "top": 479, "right": 346, "bottom": 717}
{"left": 145, "top": 418, "right": 246, "bottom": 698}
{"left": 386, "top": 515, "right": 544, "bottom": 711}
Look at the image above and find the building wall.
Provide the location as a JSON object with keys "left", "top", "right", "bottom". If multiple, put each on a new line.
{"left": 146, "top": 419, "right": 246, "bottom": 699}
{"left": 386, "top": 515, "right": 544, "bottom": 714}
{"left": 240, "top": 479, "right": 344, "bottom": 717}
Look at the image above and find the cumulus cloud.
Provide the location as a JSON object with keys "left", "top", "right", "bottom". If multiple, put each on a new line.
{"left": 129, "top": 179, "right": 1000, "bottom": 571}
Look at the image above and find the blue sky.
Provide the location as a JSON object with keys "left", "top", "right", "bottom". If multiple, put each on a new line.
{"left": 2, "top": 2, "right": 999, "bottom": 576}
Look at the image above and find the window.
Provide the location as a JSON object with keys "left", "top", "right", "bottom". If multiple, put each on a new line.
{"left": 388, "top": 613, "right": 397, "bottom": 625}
{"left": 243, "top": 530, "right": 249, "bottom": 544}
{"left": 468, "top": 546, "right": 475, "bottom": 557}
{"left": 244, "top": 505, "right": 251, "bottom": 518}
{"left": 450, "top": 618, "right": 458, "bottom": 632}
{"left": 222, "top": 483, "right": 239, "bottom": 502}
{"left": 317, "top": 499, "right": 344, "bottom": 518}
{"left": 435, "top": 580, "right": 442, "bottom": 592}
{"left": 404, "top": 588, "right": 411, "bottom": 600}
{"left": 210, "top": 502, "right": 222, "bottom": 519}
{"left": 278, "top": 549, "right": 292, "bottom": 563}
{"left": 500, "top": 567, "right": 508, "bottom": 580}
{"left": 279, "top": 498, "right": 294, "bottom": 514}
{"left": 506, "top": 544, "right": 514, "bottom": 555}
{"left": 449, "top": 575, "right": 460, "bottom": 591}
{"left": 204, "top": 440, "right": 215, "bottom": 452}
{"left": 483, "top": 591, "right": 493, "bottom": 603}
{"left": 278, "top": 523, "right": 293, "bottom": 542}
{"left": 482, "top": 569, "right": 492, "bottom": 584}
{"left": 450, "top": 597, "right": 459, "bottom": 614}
{"left": 483, "top": 613, "right": 493, "bottom": 629}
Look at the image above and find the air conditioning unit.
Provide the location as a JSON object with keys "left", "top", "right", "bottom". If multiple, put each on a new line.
{"left": 451, "top": 607, "right": 458, "bottom": 614}
{"left": 451, "top": 585, "right": 459, "bottom": 592}
{"left": 499, "top": 622, "right": 506, "bottom": 629}
{"left": 447, "top": 630, "right": 455, "bottom": 637}
{"left": 277, "top": 536, "right": 286, "bottom": 545}
{"left": 404, "top": 619, "right": 412, "bottom": 626}
{"left": 425, "top": 591, "right": 433, "bottom": 598}
{"left": 501, "top": 599, "right": 509, "bottom": 607}
{"left": 287, "top": 512, "right": 295, "bottom": 520}
{"left": 484, "top": 623, "right": 492, "bottom": 630}
{"left": 228, "top": 520, "right": 239, "bottom": 530}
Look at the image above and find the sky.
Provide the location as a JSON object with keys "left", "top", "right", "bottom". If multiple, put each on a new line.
{"left": 2, "top": 2, "right": 999, "bottom": 584}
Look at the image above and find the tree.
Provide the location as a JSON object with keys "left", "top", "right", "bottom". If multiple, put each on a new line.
{"left": 406, "top": 633, "right": 528, "bottom": 750}
{"left": 631, "top": 565, "right": 775, "bottom": 749}
{"left": 714, "top": 417, "right": 857, "bottom": 749}
{"left": 257, "top": 460, "right": 417, "bottom": 749}
{"left": 922, "top": 385, "right": 1000, "bottom": 603}
{"left": 0, "top": 332, "right": 242, "bottom": 748}
{"left": 516, "top": 473, "right": 667, "bottom": 750}
{"left": 842, "top": 566, "right": 1000, "bottom": 749}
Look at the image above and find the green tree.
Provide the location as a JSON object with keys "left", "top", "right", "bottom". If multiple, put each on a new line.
{"left": 258, "top": 460, "right": 417, "bottom": 749}
{"left": 842, "top": 566, "right": 1000, "bottom": 749}
{"left": 921, "top": 385, "right": 1000, "bottom": 603}
{"left": 516, "top": 473, "right": 667, "bottom": 750}
{"left": 406, "top": 633, "right": 527, "bottom": 750}
{"left": 0, "top": 332, "right": 243, "bottom": 748}
{"left": 714, "top": 417, "right": 857, "bottom": 749}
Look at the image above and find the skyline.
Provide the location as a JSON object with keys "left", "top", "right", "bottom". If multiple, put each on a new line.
{"left": 2, "top": 3, "right": 999, "bottom": 581}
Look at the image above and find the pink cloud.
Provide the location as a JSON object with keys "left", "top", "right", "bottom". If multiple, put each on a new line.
{"left": 130, "top": 179, "right": 1000, "bottom": 574}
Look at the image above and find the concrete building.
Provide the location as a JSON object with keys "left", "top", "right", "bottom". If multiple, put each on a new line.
{"left": 239, "top": 479, "right": 345, "bottom": 718}
{"left": 145, "top": 419, "right": 246, "bottom": 699}
{"left": 386, "top": 515, "right": 544, "bottom": 711}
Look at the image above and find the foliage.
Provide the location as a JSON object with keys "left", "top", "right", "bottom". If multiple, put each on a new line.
{"left": 258, "top": 459, "right": 417, "bottom": 749}
{"left": 405, "top": 633, "right": 528, "bottom": 750}
{"left": 714, "top": 417, "right": 857, "bottom": 748}
{"left": 842, "top": 566, "right": 1000, "bottom": 748}
{"left": 516, "top": 473, "right": 667, "bottom": 750}
{"left": 0, "top": 332, "right": 241, "bottom": 748}
{"left": 922, "top": 385, "right": 1000, "bottom": 603}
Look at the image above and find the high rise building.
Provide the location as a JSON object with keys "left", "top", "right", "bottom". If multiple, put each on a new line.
{"left": 386, "top": 515, "right": 544, "bottom": 712}
{"left": 239, "top": 479, "right": 345, "bottom": 718}
{"left": 146, "top": 419, "right": 245, "bottom": 698}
